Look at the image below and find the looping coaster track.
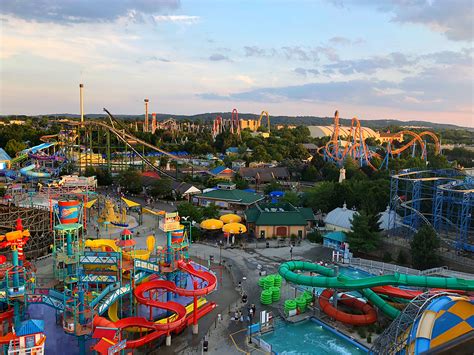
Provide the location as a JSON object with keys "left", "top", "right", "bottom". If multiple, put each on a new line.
{"left": 319, "top": 110, "right": 441, "bottom": 171}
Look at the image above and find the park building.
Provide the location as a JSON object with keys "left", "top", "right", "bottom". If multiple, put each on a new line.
{"left": 193, "top": 182, "right": 264, "bottom": 211}
{"left": 245, "top": 202, "right": 316, "bottom": 239}
{"left": 307, "top": 125, "right": 379, "bottom": 141}
{"left": 324, "top": 203, "right": 357, "bottom": 232}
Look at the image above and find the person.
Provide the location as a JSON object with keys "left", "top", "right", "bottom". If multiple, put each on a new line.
{"left": 251, "top": 304, "right": 256, "bottom": 315}
{"left": 242, "top": 293, "right": 248, "bottom": 304}
{"left": 249, "top": 308, "right": 254, "bottom": 318}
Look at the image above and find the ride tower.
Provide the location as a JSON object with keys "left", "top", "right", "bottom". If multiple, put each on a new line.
{"left": 51, "top": 198, "right": 93, "bottom": 354}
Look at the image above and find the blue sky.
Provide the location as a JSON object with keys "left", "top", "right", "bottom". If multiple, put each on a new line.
{"left": 0, "top": 0, "right": 472, "bottom": 126}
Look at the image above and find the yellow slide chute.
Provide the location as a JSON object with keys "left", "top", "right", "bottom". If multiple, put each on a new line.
{"left": 85, "top": 236, "right": 155, "bottom": 261}
{"left": 107, "top": 297, "right": 207, "bottom": 332}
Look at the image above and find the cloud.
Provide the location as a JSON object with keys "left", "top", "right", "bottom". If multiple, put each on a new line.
{"left": 329, "top": 36, "right": 365, "bottom": 46}
{"left": 323, "top": 52, "right": 416, "bottom": 75}
{"left": 294, "top": 68, "right": 320, "bottom": 76}
{"left": 0, "top": 0, "right": 180, "bottom": 23}
{"left": 199, "top": 57, "right": 473, "bottom": 113}
{"left": 235, "top": 75, "right": 255, "bottom": 85}
{"left": 243, "top": 46, "right": 276, "bottom": 57}
{"left": 328, "top": 0, "right": 473, "bottom": 41}
{"left": 209, "top": 54, "right": 231, "bottom": 61}
{"left": 153, "top": 15, "right": 199, "bottom": 24}
{"left": 243, "top": 45, "right": 338, "bottom": 62}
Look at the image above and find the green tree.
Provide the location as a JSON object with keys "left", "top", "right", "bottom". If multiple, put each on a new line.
{"left": 281, "top": 191, "right": 299, "bottom": 206}
{"left": 177, "top": 202, "right": 204, "bottom": 223}
{"left": 118, "top": 168, "right": 142, "bottom": 194}
{"left": 202, "top": 203, "right": 219, "bottom": 219}
{"left": 346, "top": 211, "right": 381, "bottom": 254}
{"left": 5, "top": 139, "right": 26, "bottom": 157}
{"left": 150, "top": 179, "right": 172, "bottom": 199}
{"left": 264, "top": 181, "right": 283, "bottom": 195}
{"left": 410, "top": 226, "right": 440, "bottom": 270}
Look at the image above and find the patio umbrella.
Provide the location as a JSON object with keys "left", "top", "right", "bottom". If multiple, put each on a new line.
{"left": 200, "top": 219, "right": 224, "bottom": 230}
{"left": 219, "top": 214, "right": 242, "bottom": 224}
{"left": 222, "top": 223, "right": 247, "bottom": 234}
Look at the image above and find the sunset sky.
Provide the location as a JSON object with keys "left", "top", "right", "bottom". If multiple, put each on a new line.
{"left": 0, "top": 0, "right": 472, "bottom": 127}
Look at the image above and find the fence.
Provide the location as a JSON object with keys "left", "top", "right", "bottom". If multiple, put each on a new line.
{"left": 349, "top": 257, "right": 474, "bottom": 280}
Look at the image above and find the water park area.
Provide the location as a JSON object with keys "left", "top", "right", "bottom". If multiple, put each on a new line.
{"left": 0, "top": 101, "right": 472, "bottom": 355}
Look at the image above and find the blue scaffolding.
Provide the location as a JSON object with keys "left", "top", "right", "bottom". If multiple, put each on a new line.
{"left": 388, "top": 169, "right": 473, "bottom": 252}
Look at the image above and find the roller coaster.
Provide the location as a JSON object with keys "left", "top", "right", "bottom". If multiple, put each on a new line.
{"left": 45, "top": 108, "right": 200, "bottom": 181}
{"left": 212, "top": 109, "right": 270, "bottom": 139}
{"left": 388, "top": 169, "right": 473, "bottom": 252}
{"left": 319, "top": 110, "right": 441, "bottom": 171}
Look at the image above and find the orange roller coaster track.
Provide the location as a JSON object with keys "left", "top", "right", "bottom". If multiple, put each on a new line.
{"left": 320, "top": 110, "right": 441, "bottom": 171}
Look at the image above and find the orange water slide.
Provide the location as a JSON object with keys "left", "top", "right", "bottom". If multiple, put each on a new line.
{"left": 318, "top": 289, "right": 377, "bottom": 326}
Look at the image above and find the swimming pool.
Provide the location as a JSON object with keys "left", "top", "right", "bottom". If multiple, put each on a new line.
{"left": 259, "top": 318, "right": 368, "bottom": 354}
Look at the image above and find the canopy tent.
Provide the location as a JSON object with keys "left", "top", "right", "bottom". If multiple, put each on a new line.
{"left": 121, "top": 197, "right": 141, "bottom": 208}
{"left": 219, "top": 214, "right": 242, "bottom": 224}
{"left": 200, "top": 219, "right": 224, "bottom": 230}
{"left": 84, "top": 198, "right": 98, "bottom": 209}
{"left": 222, "top": 223, "right": 247, "bottom": 234}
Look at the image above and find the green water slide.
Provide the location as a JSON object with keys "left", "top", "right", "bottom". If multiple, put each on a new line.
{"left": 279, "top": 261, "right": 474, "bottom": 319}
{"left": 10, "top": 154, "right": 28, "bottom": 165}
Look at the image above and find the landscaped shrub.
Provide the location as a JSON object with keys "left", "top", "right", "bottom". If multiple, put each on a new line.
{"left": 357, "top": 327, "right": 367, "bottom": 339}
{"left": 397, "top": 250, "right": 408, "bottom": 265}
{"left": 382, "top": 251, "right": 392, "bottom": 262}
{"left": 307, "top": 230, "right": 323, "bottom": 244}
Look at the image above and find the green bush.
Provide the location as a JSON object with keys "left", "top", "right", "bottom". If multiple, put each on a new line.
{"left": 357, "top": 327, "right": 367, "bottom": 339}
{"left": 375, "top": 324, "right": 383, "bottom": 334}
{"left": 307, "top": 230, "right": 323, "bottom": 244}
{"left": 382, "top": 251, "right": 392, "bottom": 262}
{"left": 397, "top": 250, "right": 408, "bottom": 265}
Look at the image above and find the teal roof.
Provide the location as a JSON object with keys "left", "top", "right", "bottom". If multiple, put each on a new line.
{"left": 324, "top": 231, "right": 346, "bottom": 243}
{"left": 16, "top": 320, "right": 44, "bottom": 336}
{"left": 197, "top": 188, "right": 264, "bottom": 205}
{"left": 299, "top": 207, "right": 315, "bottom": 220}
{"left": 54, "top": 223, "right": 83, "bottom": 231}
{"left": 245, "top": 203, "right": 314, "bottom": 226}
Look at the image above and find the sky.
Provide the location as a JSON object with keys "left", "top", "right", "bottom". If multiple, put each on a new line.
{"left": 0, "top": 0, "right": 473, "bottom": 127}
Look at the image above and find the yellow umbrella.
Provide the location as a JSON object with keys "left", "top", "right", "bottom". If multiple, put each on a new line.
{"left": 222, "top": 223, "right": 247, "bottom": 234}
{"left": 219, "top": 214, "right": 242, "bottom": 224}
{"left": 200, "top": 219, "right": 224, "bottom": 230}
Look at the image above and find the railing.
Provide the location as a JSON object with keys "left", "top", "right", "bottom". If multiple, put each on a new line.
{"left": 420, "top": 266, "right": 448, "bottom": 275}
{"left": 90, "top": 282, "right": 117, "bottom": 308}
{"left": 349, "top": 258, "right": 421, "bottom": 275}
{"left": 350, "top": 257, "right": 474, "bottom": 280}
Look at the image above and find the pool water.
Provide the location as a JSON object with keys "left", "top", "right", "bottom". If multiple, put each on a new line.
{"left": 260, "top": 319, "right": 367, "bottom": 354}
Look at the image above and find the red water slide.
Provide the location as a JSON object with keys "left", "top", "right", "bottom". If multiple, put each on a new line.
{"left": 319, "top": 289, "right": 377, "bottom": 326}
{"left": 372, "top": 286, "right": 466, "bottom": 299}
{"left": 93, "top": 260, "right": 218, "bottom": 349}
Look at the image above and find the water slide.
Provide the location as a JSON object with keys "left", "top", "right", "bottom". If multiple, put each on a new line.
{"left": 85, "top": 239, "right": 151, "bottom": 261}
{"left": 403, "top": 295, "right": 474, "bottom": 354}
{"left": 279, "top": 261, "right": 474, "bottom": 321}
{"left": 132, "top": 260, "right": 217, "bottom": 331}
{"left": 319, "top": 289, "right": 377, "bottom": 325}
{"left": 94, "top": 260, "right": 217, "bottom": 349}
{"left": 19, "top": 164, "right": 51, "bottom": 178}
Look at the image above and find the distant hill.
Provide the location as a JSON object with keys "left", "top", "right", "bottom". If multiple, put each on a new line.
{"left": 2, "top": 112, "right": 472, "bottom": 131}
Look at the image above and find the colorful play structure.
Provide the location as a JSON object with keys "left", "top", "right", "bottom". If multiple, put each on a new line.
{"left": 0, "top": 197, "right": 217, "bottom": 354}
{"left": 319, "top": 110, "right": 442, "bottom": 170}
{"left": 278, "top": 260, "right": 474, "bottom": 354}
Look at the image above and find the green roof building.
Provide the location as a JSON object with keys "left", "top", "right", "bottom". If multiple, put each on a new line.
{"left": 245, "top": 202, "right": 316, "bottom": 239}
{"left": 194, "top": 182, "right": 264, "bottom": 211}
